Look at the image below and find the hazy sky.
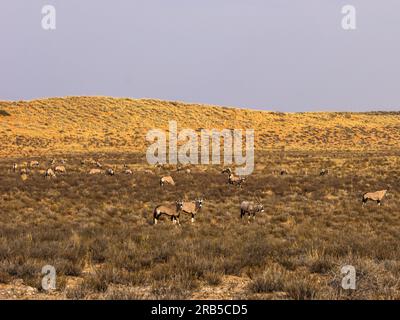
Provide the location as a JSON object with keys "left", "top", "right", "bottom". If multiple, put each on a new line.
{"left": 0, "top": 1, "right": 399, "bottom": 111}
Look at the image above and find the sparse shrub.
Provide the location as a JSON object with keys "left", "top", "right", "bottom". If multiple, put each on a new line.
{"left": 204, "top": 272, "right": 222, "bottom": 286}
{"left": 0, "top": 271, "right": 10, "bottom": 284}
{"left": 309, "top": 257, "right": 334, "bottom": 274}
{"left": 65, "top": 286, "right": 90, "bottom": 300}
{"left": 82, "top": 273, "right": 108, "bottom": 293}
{"left": 89, "top": 238, "right": 108, "bottom": 263}
{"left": 103, "top": 287, "right": 141, "bottom": 300}
{"left": 151, "top": 271, "right": 197, "bottom": 299}
{"left": 284, "top": 277, "right": 318, "bottom": 300}
{"left": 248, "top": 268, "right": 286, "bottom": 294}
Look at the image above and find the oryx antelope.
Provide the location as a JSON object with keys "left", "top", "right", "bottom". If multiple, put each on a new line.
{"left": 362, "top": 190, "right": 388, "bottom": 206}
{"left": 106, "top": 168, "right": 115, "bottom": 176}
{"left": 228, "top": 174, "right": 245, "bottom": 187}
{"left": 160, "top": 175, "right": 175, "bottom": 187}
{"left": 222, "top": 168, "right": 233, "bottom": 175}
{"left": 182, "top": 199, "right": 203, "bottom": 223}
{"left": 240, "top": 201, "right": 264, "bottom": 221}
{"left": 153, "top": 200, "right": 183, "bottom": 225}
{"left": 55, "top": 166, "right": 66, "bottom": 173}
{"left": 45, "top": 168, "right": 56, "bottom": 179}
{"left": 280, "top": 169, "right": 288, "bottom": 176}
{"left": 30, "top": 161, "right": 39, "bottom": 168}
{"left": 12, "top": 163, "right": 18, "bottom": 172}
{"left": 20, "top": 168, "right": 30, "bottom": 175}
{"left": 320, "top": 169, "right": 328, "bottom": 176}
{"left": 89, "top": 168, "right": 102, "bottom": 175}
{"left": 222, "top": 168, "right": 245, "bottom": 187}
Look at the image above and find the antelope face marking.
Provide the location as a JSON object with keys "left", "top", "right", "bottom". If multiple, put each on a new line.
{"left": 258, "top": 204, "right": 265, "bottom": 213}
{"left": 176, "top": 200, "right": 184, "bottom": 211}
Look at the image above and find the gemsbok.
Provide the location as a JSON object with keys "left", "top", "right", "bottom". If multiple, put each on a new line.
{"left": 362, "top": 190, "right": 388, "bottom": 206}
{"left": 45, "top": 168, "right": 56, "bottom": 179}
{"left": 153, "top": 200, "right": 183, "bottom": 225}
{"left": 89, "top": 168, "right": 102, "bottom": 175}
{"left": 55, "top": 166, "right": 66, "bottom": 173}
{"left": 30, "top": 161, "right": 39, "bottom": 168}
{"left": 106, "top": 168, "right": 115, "bottom": 176}
{"left": 240, "top": 201, "right": 264, "bottom": 222}
{"left": 160, "top": 175, "right": 175, "bottom": 187}
{"left": 12, "top": 163, "right": 18, "bottom": 172}
{"left": 20, "top": 168, "right": 30, "bottom": 175}
{"left": 222, "top": 168, "right": 233, "bottom": 175}
{"left": 320, "top": 169, "right": 328, "bottom": 176}
{"left": 182, "top": 199, "right": 203, "bottom": 223}
{"left": 229, "top": 174, "right": 246, "bottom": 187}
{"left": 222, "top": 168, "right": 245, "bottom": 188}
{"left": 280, "top": 169, "right": 288, "bottom": 176}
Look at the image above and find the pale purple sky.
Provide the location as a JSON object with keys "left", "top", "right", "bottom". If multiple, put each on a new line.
{"left": 0, "top": 1, "right": 399, "bottom": 111}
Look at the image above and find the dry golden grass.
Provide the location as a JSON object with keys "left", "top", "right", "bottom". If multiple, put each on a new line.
{"left": 1, "top": 96, "right": 399, "bottom": 158}
{"left": 0, "top": 150, "right": 399, "bottom": 300}
{"left": 0, "top": 97, "right": 399, "bottom": 300}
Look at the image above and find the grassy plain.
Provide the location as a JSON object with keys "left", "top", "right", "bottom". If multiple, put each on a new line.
{"left": 0, "top": 97, "right": 399, "bottom": 299}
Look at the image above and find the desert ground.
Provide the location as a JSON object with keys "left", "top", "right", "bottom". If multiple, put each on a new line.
{"left": 0, "top": 97, "right": 399, "bottom": 299}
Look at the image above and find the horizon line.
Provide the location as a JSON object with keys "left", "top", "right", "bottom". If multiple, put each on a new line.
{"left": 1, "top": 95, "right": 399, "bottom": 114}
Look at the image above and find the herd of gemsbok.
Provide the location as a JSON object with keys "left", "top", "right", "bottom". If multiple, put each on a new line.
{"left": 10, "top": 159, "right": 390, "bottom": 226}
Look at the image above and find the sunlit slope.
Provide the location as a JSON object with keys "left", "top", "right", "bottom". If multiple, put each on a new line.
{"left": 0, "top": 97, "right": 399, "bottom": 157}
